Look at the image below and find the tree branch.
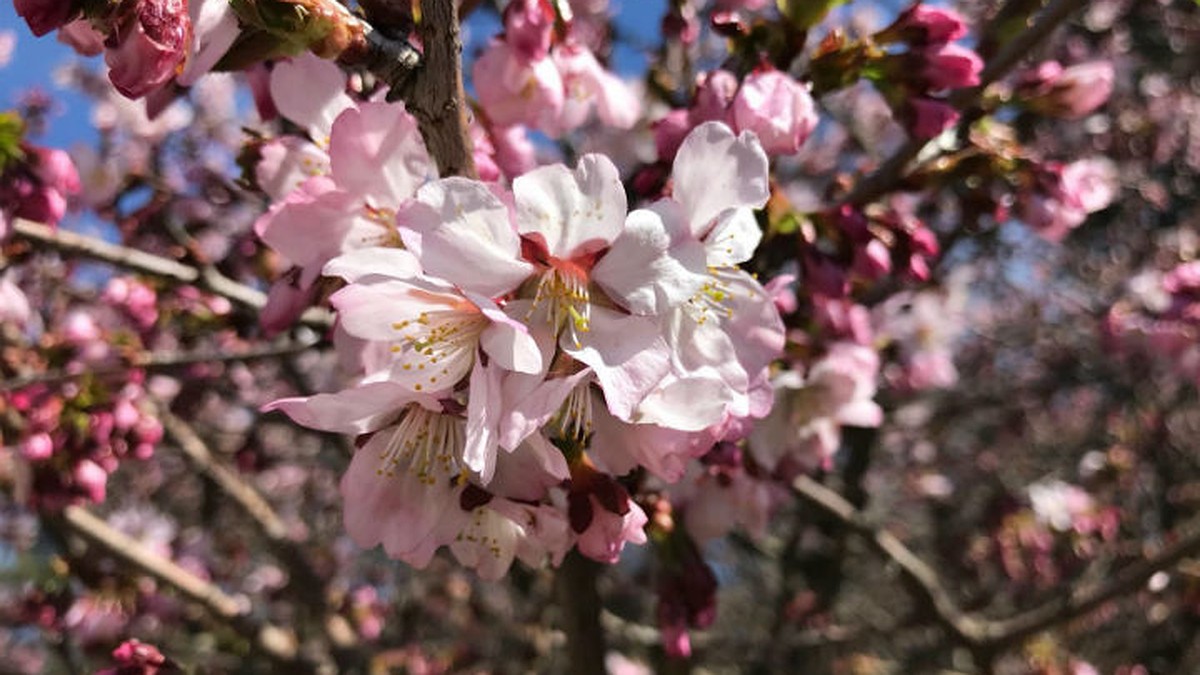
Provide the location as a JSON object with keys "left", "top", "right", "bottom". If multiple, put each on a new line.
{"left": 842, "top": 0, "right": 1090, "bottom": 206}
{"left": 1, "top": 337, "right": 319, "bottom": 392}
{"left": 54, "top": 505, "right": 326, "bottom": 673}
{"left": 555, "top": 551, "right": 608, "bottom": 675}
{"left": 394, "top": 0, "right": 478, "bottom": 179}
{"left": 155, "top": 407, "right": 360, "bottom": 659}
{"left": 8, "top": 218, "right": 333, "bottom": 330}
{"left": 792, "top": 475, "right": 1200, "bottom": 657}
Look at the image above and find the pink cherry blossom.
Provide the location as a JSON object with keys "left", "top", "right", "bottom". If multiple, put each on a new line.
{"left": 732, "top": 68, "right": 818, "bottom": 156}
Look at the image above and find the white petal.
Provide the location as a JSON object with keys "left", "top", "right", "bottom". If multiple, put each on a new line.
{"left": 672, "top": 122, "right": 769, "bottom": 238}
{"left": 323, "top": 247, "right": 422, "bottom": 282}
{"left": 262, "top": 382, "right": 411, "bottom": 434}
{"left": 514, "top": 154, "right": 626, "bottom": 258}
{"left": 592, "top": 206, "right": 707, "bottom": 315}
{"left": 398, "top": 178, "right": 533, "bottom": 297}
{"left": 565, "top": 307, "right": 672, "bottom": 421}
{"left": 464, "top": 358, "right": 502, "bottom": 483}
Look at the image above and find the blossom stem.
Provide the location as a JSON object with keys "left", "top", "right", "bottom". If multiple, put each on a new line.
{"left": 555, "top": 551, "right": 608, "bottom": 675}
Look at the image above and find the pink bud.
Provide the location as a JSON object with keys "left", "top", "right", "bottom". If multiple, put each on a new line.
{"left": 732, "top": 69, "right": 818, "bottom": 156}
{"left": 915, "top": 43, "right": 982, "bottom": 90}
{"left": 652, "top": 109, "right": 692, "bottom": 161}
{"left": 504, "top": 0, "right": 555, "bottom": 61}
{"left": 74, "top": 459, "right": 109, "bottom": 503}
{"left": 885, "top": 4, "right": 968, "bottom": 45}
{"left": 853, "top": 239, "right": 892, "bottom": 279}
{"left": 1022, "top": 60, "right": 1115, "bottom": 119}
{"left": 57, "top": 18, "right": 106, "bottom": 56}
{"left": 14, "top": 0, "right": 75, "bottom": 37}
{"left": 689, "top": 69, "right": 737, "bottom": 126}
{"left": 20, "top": 432, "right": 54, "bottom": 461}
{"left": 905, "top": 98, "right": 959, "bottom": 139}
{"left": 104, "top": 0, "right": 191, "bottom": 99}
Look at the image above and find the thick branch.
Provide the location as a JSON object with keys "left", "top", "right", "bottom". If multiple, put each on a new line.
{"left": 395, "top": 0, "right": 478, "bottom": 178}
{"left": 843, "top": 0, "right": 1089, "bottom": 206}
{"left": 792, "top": 475, "right": 1200, "bottom": 654}
{"left": 8, "top": 218, "right": 333, "bottom": 330}
{"left": 55, "top": 505, "right": 324, "bottom": 672}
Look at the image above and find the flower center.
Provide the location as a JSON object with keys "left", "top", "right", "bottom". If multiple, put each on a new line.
{"left": 391, "top": 308, "right": 487, "bottom": 391}
{"left": 529, "top": 263, "right": 591, "bottom": 347}
{"left": 376, "top": 405, "right": 465, "bottom": 485}
{"left": 684, "top": 265, "right": 737, "bottom": 326}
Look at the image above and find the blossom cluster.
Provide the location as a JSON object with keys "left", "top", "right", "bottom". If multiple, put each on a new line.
{"left": 264, "top": 106, "right": 785, "bottom": 576}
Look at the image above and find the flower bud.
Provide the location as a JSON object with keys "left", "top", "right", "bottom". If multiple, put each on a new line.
{"left": 732, "top": 69, "right": 818, "bottom": 156}
{"left": 878, "top": 3, "right": 968, "bottom": 46}
{"left": 903, "top": 98, "right": 959, "bottom": 139}
{"left": 104, "top": 0, "right": 191, "bottom": 99}
{"left": 15, "top": 0, "right": 77, "bottom": 37}
{"left": 911, "top": 43, "right": 982, "bottom": 91}
{"left": 1020, "top": 60, "right": 1115, "bottom": 119}
{"left": 503, "top": 0, "right": 555, "bottom": 61}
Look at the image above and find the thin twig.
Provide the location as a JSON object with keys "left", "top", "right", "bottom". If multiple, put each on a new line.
{"left": 8, "top": 218, "right": 333, "bottom": 330}
{"left": 155, "top": 406, "right": 362, "bottom": 659}
{"left": 843, "top": 0, "right": 1089, "bottom": 206}
{"left": 1, "top": 337, "right": 319, "bottom": 392}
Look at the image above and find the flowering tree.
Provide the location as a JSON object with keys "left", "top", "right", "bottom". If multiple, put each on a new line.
{"left": 1, "top": 0, "right": 1198, "bottom": 672}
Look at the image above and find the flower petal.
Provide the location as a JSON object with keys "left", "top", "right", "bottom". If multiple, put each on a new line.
{"left": 398, "top": 178, "right": 533, "bottom": 297}
{"left": 565, "top": 307, "right": 672, "bottom": 421}
{"left": 672, "top": 122, "right": 769, "bottom": 238}
{"left": 329, "top": 100, "right": 433, "bottom": 207}
{"left": 592, "top": 205, "right": 708, "bottom": 315}
{"left": 514, "top": 154, "right": 626, "bottom": 258}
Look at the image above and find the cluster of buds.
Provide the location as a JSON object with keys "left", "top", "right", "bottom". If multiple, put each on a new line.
{"left": 473, "top": 0, "right": 640, "bottom": 136}
{"left": 655, "top": 66, "right": 818, "bottom": 163}
{"left": 16, "top": 0, "right": 240, "bottom": 102}
{"left": 873, "top": 3, "right": 980, "bottom": 139}
{"left": 0, "top": 114, "right": 80, "bottom": 235}
{"left": 7, "top": 374, "right": 163, "bottom": 508}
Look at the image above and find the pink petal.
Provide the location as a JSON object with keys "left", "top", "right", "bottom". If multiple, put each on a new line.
{"left": 398, "top": 178, "right": 534, "bottom": 297}
{"left": 269, "top": 53, "right": 353, "bottom": 142}
{"left": 329, "top": 100, "right": 432, "bottom": 207}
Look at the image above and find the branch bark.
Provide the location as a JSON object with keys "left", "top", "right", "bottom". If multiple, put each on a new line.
{"left": 1, "top": 337, "right": 319, "bottom": 393}
{"left": 555, "top": 551, "right": 608, "bottom": 675}
{"left": 54, "top": 505, "right": 326, "bottom": 673}
{"left": 395, "top": 0, "right": 478, "bottom": 179}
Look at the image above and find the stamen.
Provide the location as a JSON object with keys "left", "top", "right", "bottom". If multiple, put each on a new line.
{"left": 527, "top": 266, "right": 592, "bottom": 347}
{"left": 376, "top": 405, "right": 465, "bottom": 484}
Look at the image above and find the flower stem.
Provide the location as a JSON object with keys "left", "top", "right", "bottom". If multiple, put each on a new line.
{"left": 555, "top": 551, "right": 608, "bottom": 675}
